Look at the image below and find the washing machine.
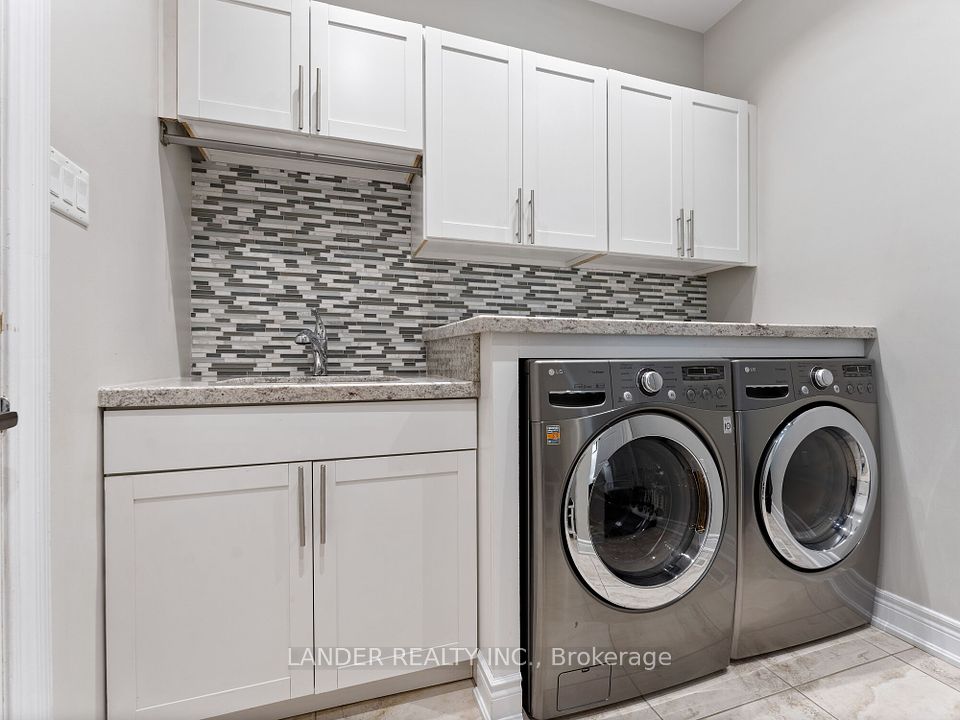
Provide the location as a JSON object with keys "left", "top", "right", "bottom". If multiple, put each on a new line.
{"left": 731, "top": 359, "right": 880, "bottom": 659}
{"left": 522, "top": 360, "right": 737, "bottom": 720}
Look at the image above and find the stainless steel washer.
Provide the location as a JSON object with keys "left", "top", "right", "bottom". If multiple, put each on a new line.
{"left": 522, "top": 360, "right": 737, "bottom": 719}
{"left": 731, "top": 359, "right": 881, "bottom": 659}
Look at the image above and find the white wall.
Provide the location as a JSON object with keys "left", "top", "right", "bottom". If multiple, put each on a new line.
{"left": 49, "top": 0, "right": 192, "bottom": 716}
{"left": 705, "top": 0, "right": 960, "bottom": 622}
{"left": 326, "top": 0, "right": 704, "bottom": 88}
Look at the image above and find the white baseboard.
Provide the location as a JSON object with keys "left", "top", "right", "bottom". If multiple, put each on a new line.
{"left": 473, "top": 653, "right": 523, "bottom": 720}
{"left": 874, "top": 588, "right": 960, "bottom": 666}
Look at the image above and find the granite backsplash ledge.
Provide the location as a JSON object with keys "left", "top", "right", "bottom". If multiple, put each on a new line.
{"left": 190, "top": 161, "right": 707, "bottom": 380}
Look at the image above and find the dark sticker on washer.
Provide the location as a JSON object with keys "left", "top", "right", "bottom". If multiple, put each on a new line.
{"left": 545, "top": 425, "right": 561, "bottom": 445}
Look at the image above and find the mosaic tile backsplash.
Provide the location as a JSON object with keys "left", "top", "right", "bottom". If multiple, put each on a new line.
{"left": 191, "top": 161, "right": 708, "bottom": 379}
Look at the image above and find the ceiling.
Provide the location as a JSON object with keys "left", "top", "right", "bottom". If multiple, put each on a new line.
{"left": 586, "top": 0, "right": 744, "bottom": 32}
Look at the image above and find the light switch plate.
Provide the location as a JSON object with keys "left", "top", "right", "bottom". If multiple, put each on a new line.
{"left": 49, "top": 147, "right": 89, "bottom": 227}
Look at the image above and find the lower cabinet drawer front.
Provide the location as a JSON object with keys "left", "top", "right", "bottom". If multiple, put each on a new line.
{"left": 103, "top": 399, "right": 477, "bottom": 475}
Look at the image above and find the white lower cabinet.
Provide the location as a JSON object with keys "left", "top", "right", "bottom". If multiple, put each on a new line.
{"left": 314, "top": 452, "right": 477, "bottom": 691}
{"left": 105, "top": 463, "right": 314, "bottom": 720}
{"left": 105, "top": 401, "right": 478, "bottom": 720}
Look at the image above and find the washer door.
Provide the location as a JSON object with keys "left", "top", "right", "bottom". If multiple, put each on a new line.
{"left": 564, "top": 413, "right": 725, "bottom": 611}
{"left": 759, "top": 405, "right": 878, "bottom": 570}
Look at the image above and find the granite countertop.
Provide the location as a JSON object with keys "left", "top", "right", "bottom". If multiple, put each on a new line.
{"left": 98, "top": 374, "right": 479, "bottom": 409}
{"left": 423, "top": 315, "right": 878, "bottom": 341}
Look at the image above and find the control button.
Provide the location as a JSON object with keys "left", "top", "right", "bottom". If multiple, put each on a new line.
{"left": 833, "top": 385, "right": 840, "bottom": 393}
{"left": 638, "top": 369, "right": 664, "bottom": 396}
{"left": 667, "top": 389, "right": 677, "bottom": 400}
{"left": 622, "top": 391, "right": 634, "bottom": 403}
{"left": 701, "top": 388, "right": 713, "bottom": 400}
{"left": 867, "top": 383, "right": 874, "bottom": 393}
{"left": 857, "top": 383, "right": 865, "bottom": 393}
{"left": 716, "top": 387, "right": 726, "bottom": 400}
{"left": 811, "top": 367, "right": 834, "bottom": 389}
{"left": 686, "top": 388, "right": 697, "bottom": 402}
{"left": 800, "top": 385, "right": 810, "bottom": 395}
{"left": 847, "top": 384, "right": 855, "bottom": 394}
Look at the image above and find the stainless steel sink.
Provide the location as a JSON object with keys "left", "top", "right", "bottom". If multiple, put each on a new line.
{"left": 215, "top": 374, "right": 405, "bottom": 385}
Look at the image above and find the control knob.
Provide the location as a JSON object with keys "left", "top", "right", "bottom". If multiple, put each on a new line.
{"left": 810, "top": 367, "right": 834, "bottom": 389}
{"left": 637, "top": 369, "right": 664, "bottom": 395}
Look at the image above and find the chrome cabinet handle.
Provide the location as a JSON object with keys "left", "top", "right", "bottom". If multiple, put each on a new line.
{"left": 515, "top": 187, "right": 523, "bottom": 243}
{"left": 678, "top": 207, "right": 686, "bottom": 257}
{"left": 298, "top": 64, "right": 304, "bottom": 130}
{"left": 528, "top": 189, "right": 535, "bottom": 245}
{"left": 315, "top": 67, "right": 321, "bottom": 133}
{"left": 676, "top": 212, "right": 684, "bottom": 257}
{"left": 319, "top": 464, "right": 327, "bottom": 545}
{"left": 297, "top": 466, "right": 306, "bottom": 548}
{"left": 687, "top": 210, "right": 695, "bottom": 257}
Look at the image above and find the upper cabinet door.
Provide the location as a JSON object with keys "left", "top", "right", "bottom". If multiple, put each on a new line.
{"left": 608, "top": 72, "right": 683, "bottom": 259}
{"left": 681, "top": 88, "right": 749, "bottom": 264}
{"left": 105, "top": 463, "right": 314, "bottom": 720}
{"left": 522, "top": 52, "right": 608, "bottom": 254}
{"left": 424, "top": 29, "right": 522, "bottom": 245}
{"left": 178, "top": 0, "right": 309, "bottom": 131}
{"left": 310, "top": 4, "right": 423, "bottom": 148}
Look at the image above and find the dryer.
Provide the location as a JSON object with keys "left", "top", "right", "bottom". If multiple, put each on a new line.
{"left": 522, "top": 360, "right": 737, "bottom": 719}
{"left": 731, "top": 359, "right": 880, "bottom": 659}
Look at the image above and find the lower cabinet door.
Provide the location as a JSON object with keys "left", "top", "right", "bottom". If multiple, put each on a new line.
{"left": 313, "top": 451, "right": 477, "bottom": 690}
{"left": 106, "top": 463, "right": 314, "bottom": 720}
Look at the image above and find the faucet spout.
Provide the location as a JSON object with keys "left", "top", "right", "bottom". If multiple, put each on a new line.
{"left": 294, "top": 309, "right": 328, "bottom": 376}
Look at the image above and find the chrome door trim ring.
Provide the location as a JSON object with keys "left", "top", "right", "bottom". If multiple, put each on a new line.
{"left": 563, "top": 413, "right": 725, "bottom": 611}
{"left": 759, "top": 405, "right": 878, "bottom": 571}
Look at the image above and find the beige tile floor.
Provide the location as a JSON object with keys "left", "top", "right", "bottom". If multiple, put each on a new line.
{"left": 284, "top": 626, "right": 960, "bottom": 720}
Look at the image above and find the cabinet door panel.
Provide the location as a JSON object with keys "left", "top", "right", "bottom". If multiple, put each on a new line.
{"left": 311, "top": 4, "right": 423, "bottom": 147}
{"left": 178, "top": 0, "right": 309, "bottom": 131}
{"left": 315, "top": 451, "right": 477, "bottom": 689}
{"left": 523, "top": 52, "right": 607, "bottom": 253}
{"left": 424, "top": 29, "right": 522, "bottom": 245}
{"left": 106, "top": 463, "right": 313, "bottom": 719}
{"left": 609, "top": 72, "right": 683, "bottom": 259}
{"left": 682, "top": 88, "right": 749, "bottom": 263}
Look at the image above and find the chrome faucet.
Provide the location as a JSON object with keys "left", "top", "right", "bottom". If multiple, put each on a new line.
{"left": 295, "top": 307, "right": 328, "bottom": 376}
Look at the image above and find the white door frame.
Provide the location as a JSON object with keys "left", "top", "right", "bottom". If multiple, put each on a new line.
{"left": 1, "top": 0, "right": 53, "bottom": 717}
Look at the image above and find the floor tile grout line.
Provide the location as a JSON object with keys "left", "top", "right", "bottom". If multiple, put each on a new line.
{"left": 647, "top": 667, "right": 788, "bottom": 720}
{"left": 801, "top": 691, "right": 843, "bottom": 720}
{"left": 791, "top": 655, "right": 912, "bottom": 718}
{"left": 759, "top": 632, "right": 900, "bottom": 689}
{"left": 788, "top": 655, "right": 895, "bottom": 691}
{"left": 692, "top": 687, "right": 795, "bottom": 720}
{"left": 891, "top": 651, "right": 960, "bottom": 697}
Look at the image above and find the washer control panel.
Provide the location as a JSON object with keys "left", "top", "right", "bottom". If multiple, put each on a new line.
{"left": 733, "top": 359, "right": 876, "bottom": 409}
{"left": 612, "top": 360, "right": 732, "bottom": 411}
{"left": 792, "top": 360, "right": 875, "bottom": 400}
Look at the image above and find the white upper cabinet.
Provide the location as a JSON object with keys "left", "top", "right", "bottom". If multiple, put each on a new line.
{"left": 178, "top": 0, "right": 309, "bottom": 131}
{"left": 424, "top": 29, "right": 522, "bottom": 246}
{"left": 106, "top": 463, "right": 314, "bottom": 719}
{"left": 310, "top": 4, "right": 423, "bottom": 148}
{"left": 608, "top": 72, "right": 684, "bottom": 259}
{"left": 681, "top": 88, "right": 749, "bottom": 264}
{"left": 522, "top": 53, "right": 608, "bottom": 254}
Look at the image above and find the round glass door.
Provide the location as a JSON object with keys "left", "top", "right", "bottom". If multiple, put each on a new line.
{"left": 759, "top": 405, "right": 877, "bottom": 570}
{"left": 564, "top": 413, "right": 724, "bottom": 610}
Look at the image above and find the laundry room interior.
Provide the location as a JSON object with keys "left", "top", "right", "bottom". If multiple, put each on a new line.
{"left": 2, "top": 0, "right": 959, "bottom": 719}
